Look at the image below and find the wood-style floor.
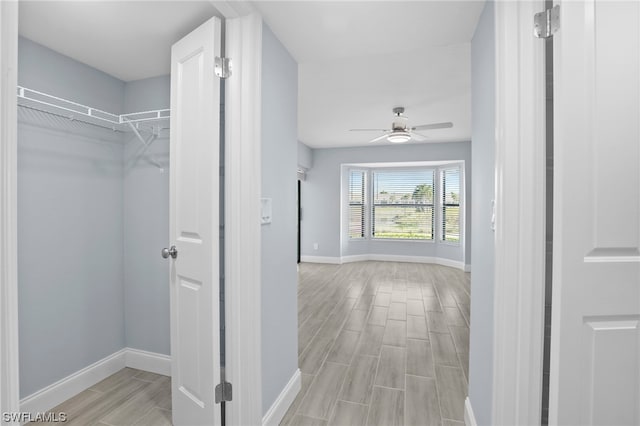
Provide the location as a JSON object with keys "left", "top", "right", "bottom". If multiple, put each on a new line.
{"left": 37, "top": 260, "right": 469, "bottom": 426}
{"left": 281, "top": 261, "right": 470, "bottom": 426}
{"left": 32, "top": 368, "right": 171, "bottom": 426}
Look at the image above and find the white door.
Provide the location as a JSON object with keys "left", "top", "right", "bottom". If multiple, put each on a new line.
{"left": 169, "top": 16, "right": 222, "bottom": 426}
{"left": 551, "top": 1, "right": 640, "bottom": 424}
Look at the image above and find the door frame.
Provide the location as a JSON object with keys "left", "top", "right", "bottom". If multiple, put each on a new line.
{"left": 0, "top": 1, "right": 557, "bottom": 424}
{"left": 490, "top": 1, "right": 547, "bottom": 425}
{"left": 222, "top": 8, "right": 263, "bottom": 426}
{"left": 0, "top": 1, "right": 20, "bottom": 421}
{"left": 0, "top": 2, "right": 263, "bottom": 425}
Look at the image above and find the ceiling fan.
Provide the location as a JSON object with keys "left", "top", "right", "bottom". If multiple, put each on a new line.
{"left": 350, "top": 107, "right": 453, "bottom": 143}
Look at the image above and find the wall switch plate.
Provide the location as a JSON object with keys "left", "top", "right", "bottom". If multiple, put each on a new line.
{"left": 491, "top": 199, "right": 496, "bottom": 231}
{"left": 313, "top": 243, "right": 318, "bottom": 250}
{"left": 261, "top": 198, "right": 272, "bottom": 224}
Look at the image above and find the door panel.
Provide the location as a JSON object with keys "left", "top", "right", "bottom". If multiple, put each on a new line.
{"left": 551, "top": 1, "right": 640, "bottom": 424}
{"left": 583, "top": 319, "right": 638, "bottom": 425}
{"left": 169, "top": 16, "right": 221, "bottom": 426}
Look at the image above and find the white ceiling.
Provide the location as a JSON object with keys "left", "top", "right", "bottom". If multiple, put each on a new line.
{"left": 253, "top": 1, "right": 483, "bottom": 64}
{"left": 255, "top": 0, "right": 484, "bottom": 148}
{"left": 18, "top": 1, "right": 484, "bottom": 149}
{"left": 19, "top": 1, "right": 219, "bottom": 82}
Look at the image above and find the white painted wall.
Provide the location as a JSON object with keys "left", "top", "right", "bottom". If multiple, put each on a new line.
{"left": 123, "top": 76, "right": 171, "bottom": 356}
{"left": 301, "top": 142, "right": 471, "bottom": 266}
{"left": 468, "top": 2, "right": 495, "bottom": 424}
{"left": 17, "top": 37, "right": 126, "bottom": 398}
{"left": 297, "top": 141, "right": 313, "bottom": 170}
{"left": 261, "top": 24, "right": 299, "bottom": 415}
{"left": 17, "top": 38, "right": 173, "bottom": 398}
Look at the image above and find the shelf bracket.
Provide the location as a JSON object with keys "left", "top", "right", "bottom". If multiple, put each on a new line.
{"left": 124, "top": 118, "right": 164, "bottom": 172}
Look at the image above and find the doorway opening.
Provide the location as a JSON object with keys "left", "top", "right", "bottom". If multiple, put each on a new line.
{"left": 289, "top": 158, "right": 471, "bottom": 423}
{"left": 15, "top": 3, "right": 225, "bottom": 424}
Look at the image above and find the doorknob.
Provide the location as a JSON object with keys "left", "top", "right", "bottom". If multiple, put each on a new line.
{"left": 161, "top": 246, "right": 178, "bottom": 259}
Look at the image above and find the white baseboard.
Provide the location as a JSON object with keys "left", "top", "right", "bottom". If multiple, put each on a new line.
{"left": 340, "top": 254, "right": 370, "bottom": 263}
{"left": 302, "top": 254, "right": 468, "bottom": 271}
{"left": 464, "top": 397, "right": 478, "bottom": 426}
{"left": 20, "top": 348, "right": 171, "bottom": 417}
{"left": 125, "top": 347, "right": 171, "bottom": 377}
{"left": 262, "top": 369, "right": 301, "bottom": 426}
{"left": 429, "top": 256, "right": 466, "bottom": 271}
{"left": 20, "top": 349, "right": 127, "bottom": 417}
{"left": 300, "top": 255, "right": 341, "bottom": 264}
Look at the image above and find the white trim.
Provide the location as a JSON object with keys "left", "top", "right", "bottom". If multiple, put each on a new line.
{"left": 124, "top": 348, "right": 171, "bottom": 377}
{"left": 464, "top": 397, "right": 478, "bottom": 426}
{"left": 261, "top": 369, "right": 301, "bottom": 426}
{"left": 224, "top": 12, "right": 263, "bottom": 426}
{"left": 492, "top": 1, "right": 546, "bottom": 425}
{"left": 19, "top": 349, "right": 127, "bottom": 417}
{"left": 19, "top": 348, "right": 171, "bottom": 418}
{"left": 300, "top": 255, "right": 342, "bottom": 264}
{"left": 340, "top": 163, "right": 467, "bottom": 262}
{"left": 301, "top": 254, "right": 467, "bottom": 271}
{"left": 340, "top": 254, "right": 370, "bottom": 264}
{"left": 367, "top": 254, "right": 465, "bottom": 270}
{"left": 209, "top": 0, "right": 255, "bottom": 18}
{"left": 0, "top": 1, "right": 20, "bottom": 422}
{"left": 2, "top": 4, "right": 265, "bottom": 425}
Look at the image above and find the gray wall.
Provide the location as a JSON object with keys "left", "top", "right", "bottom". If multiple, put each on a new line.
{"left": 469, "top": 2, "right": 495, "bottom": 425}
{"left": 17, "top": 38, "right": 172, "bottom": 397}
{"left": 301, "top": 143, "right": 471, "bottom": 265}
{"left": 261, "top": 25, "right": 299, "bottom": 414}
{"left": 17, "top": 37, "right": 126, "bottom": 398}
{"left": 123, "top": 76, "right": 171, "bottom": 355}
{"left": 298, "top": 141, "right": 313, "bottom": 170}
{"left": 18, "top": 37, "right": 124, "bottom": 113}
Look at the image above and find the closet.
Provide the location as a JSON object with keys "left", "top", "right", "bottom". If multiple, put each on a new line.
{"left": 15, "top": 2, "right": 219, "bottom": 423}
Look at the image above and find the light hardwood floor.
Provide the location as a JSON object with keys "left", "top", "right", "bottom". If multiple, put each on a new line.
{"left": 32, "top": 368, "right": 171, "bottom": 426}
{"left": 37, "top": 261, "right": 468, "bottom": 426}
{"left": 281, "top": 261, "right": 470, "bottom": 426}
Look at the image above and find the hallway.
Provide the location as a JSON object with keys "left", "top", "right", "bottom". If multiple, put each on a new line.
{"left": 281, "top": 261, "right": 470, "bottom": 426}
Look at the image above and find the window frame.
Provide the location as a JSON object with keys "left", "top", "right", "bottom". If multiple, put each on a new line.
{"left": 342, "top": 163, "right": 465, "bottom": 246}
{"left": 370, "top": 167, "right": 436, "bottom": 242}
{"left": 438, "top": 165, "right": 463, "bottom": 246}
{"left": 347, "top": 168, "right": 368, "bottom": 240}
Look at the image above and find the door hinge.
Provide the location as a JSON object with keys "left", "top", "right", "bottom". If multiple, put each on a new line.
{"left": 215, "top": 381, "right": 232, "bottom": 403}
{"left": 215, "top": 57, "right": 232, "bottom": 79}
{"left": 534, "top": 5, "right": 559, "bottom": 39}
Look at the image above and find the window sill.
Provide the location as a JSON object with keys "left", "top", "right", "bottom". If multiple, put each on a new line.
{"left": 370, "top": 238, "right": 435, "bottom": 243}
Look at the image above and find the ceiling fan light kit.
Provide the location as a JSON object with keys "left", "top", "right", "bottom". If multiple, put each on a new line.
{"left": 349, "top": 106, "right": 453, "bottom": 144}
{"left": 387, "top": 131, "right": 411, "bottom": 143}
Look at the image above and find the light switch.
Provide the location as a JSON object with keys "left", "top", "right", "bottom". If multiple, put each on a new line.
{"left": 261, "top": 198, "right": 272, "bottom": 224}
{"left": 491, "top": 199, "right": 496, "bottom": 231}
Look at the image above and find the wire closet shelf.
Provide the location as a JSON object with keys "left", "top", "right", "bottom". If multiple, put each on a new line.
{"left": 17, "top": 86, "right": 170, "bottom": 171}
{"left": 16, "top": 85, "right": 171, "bottom": 134}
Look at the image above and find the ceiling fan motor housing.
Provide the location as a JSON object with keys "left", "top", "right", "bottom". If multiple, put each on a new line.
{"left": 391, "top": 107, "right": 408, "bottom": 130}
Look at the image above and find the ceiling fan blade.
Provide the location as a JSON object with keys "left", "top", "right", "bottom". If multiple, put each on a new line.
{"left": 350, "top": 128, "right": 388, "bottom": 132}
{"left": 410, "top": 131, "right": 429, "bottom": 142}
{"left": 369, "top": 133, "right": 391, "bottom": 143}
{"left": 411, "top": 122, "right": 453, "bottom": 131}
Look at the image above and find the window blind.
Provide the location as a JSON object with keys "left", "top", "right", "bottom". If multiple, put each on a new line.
{"left": 441, "top": 167, "right": 461, "bottom": 243}
{"left": 372, "top": 169, "right": 434, "bottom": 240}
{"left": 348, "top": 170, "right": 365, "bottom": 239}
